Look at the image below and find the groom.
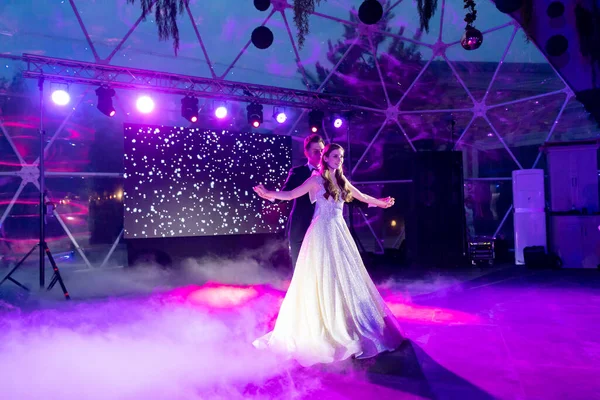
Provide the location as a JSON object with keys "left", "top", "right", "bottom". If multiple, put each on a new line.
{"left": 261, "top": 134, "right": 376, "bottom": 269}
{"left": 261, "top": 134, "right": 325, "bottom": 268}
{"left": 275, "top": 134, "right": 325, "bottom": 269}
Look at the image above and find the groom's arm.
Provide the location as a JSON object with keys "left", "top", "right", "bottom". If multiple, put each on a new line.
{"left": 280, "top": 168, "right": 301, "bottom": 193}
{"left": 268, "top": 167, "right": 301, "bottom": 204}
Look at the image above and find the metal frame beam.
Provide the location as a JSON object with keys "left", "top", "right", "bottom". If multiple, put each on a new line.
{"left": 20, "top": 54, "right": 362, "bottom": 112}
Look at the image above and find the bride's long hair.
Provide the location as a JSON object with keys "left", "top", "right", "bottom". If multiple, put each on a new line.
{"left": 320, "top": 143, "right": 353, "bottom": 203}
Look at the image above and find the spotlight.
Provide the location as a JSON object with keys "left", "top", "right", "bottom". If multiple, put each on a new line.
{"left": 215, "top": 106, "right": 228, "bottom": 119}
{"left": 273, "top": 108, "right": 287, "bottom": 123}
{"left": 247, "top": 103, "right": 263, "bottom": 128}
{"left": 308, "top": 110, "right": 324, "bottom": 133}
{"left": 276, "top": 112, "right": 287, "bottom": 124}
{"left": 51, "top": 89, "right": 70, "bottom": 106}
{"left": 461, "top": 27, "right": 483, "bottom": 51}
{"left": 136, "top": 95, "right": 154, "bottom": 114}
{"left": 95, "top": 86, "right": 116, "bottom": 117}
{"left": 181, "top": 96, "right": 199, "bottom": 123}
{"left": 333, "top": 117, "right": 343, "bottom": 128}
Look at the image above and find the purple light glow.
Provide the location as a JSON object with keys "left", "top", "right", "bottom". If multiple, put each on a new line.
{"left": 333, "top": 118, "right": 343, "bottom": 128}
{"left": 136, "top": 96, "right": 154, "bottom": 114}
{"left": 276, "top": 112, "right": 287, "bottom": 123}
{"left": 215, "top": 106, "right": 228, "bottom": 119}
{"left": 51, "top": 90, "right": 70, "bottom": 106}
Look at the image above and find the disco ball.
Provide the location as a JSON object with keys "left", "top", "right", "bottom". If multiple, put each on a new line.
{"left": 461, "top": 27, "right": 483, "bottom": 51}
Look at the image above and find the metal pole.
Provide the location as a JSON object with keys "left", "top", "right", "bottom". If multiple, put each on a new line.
{"left": 38, "top": 76, "right": 45, "bottom": 288}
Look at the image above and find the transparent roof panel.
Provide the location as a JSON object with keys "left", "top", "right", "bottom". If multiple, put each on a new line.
{"left": 455, "top": 116, "right": 521, "bottom": 177}
{"left": 487, "top": 92, "right": 568, "bottom": 168}
{"left": 0, "top": 0, "right": 595, "bottom": 155}
{"left": 0, "top": 1, "right": 96, "bottom": 61}
{"left": 442, "top": 0, "right": 513, "bottom": 44}
{"left": 446, "top": 25, "right": 516, "bottom": 102}
{"left": 1, "top": 0, "right": 564, "bottom": 96}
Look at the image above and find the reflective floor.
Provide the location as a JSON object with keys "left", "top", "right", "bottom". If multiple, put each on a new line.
{"left": 1, "top": 259, "right": 599, "bottom": 400}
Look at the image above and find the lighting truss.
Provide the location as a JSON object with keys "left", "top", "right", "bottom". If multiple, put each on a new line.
{"left": 21, "top": 54, "right": 362, "bottom": 112}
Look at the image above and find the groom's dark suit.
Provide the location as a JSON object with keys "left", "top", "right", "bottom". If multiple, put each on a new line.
{"left": 280, "top": 164, "right": 316, "bottom": 268}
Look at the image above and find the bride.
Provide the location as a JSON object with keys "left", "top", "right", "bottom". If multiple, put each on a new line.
{"left": 252, "top": 143, "right": 404, "bottom": 367}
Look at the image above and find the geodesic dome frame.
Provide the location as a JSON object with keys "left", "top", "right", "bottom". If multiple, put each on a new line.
{"left": 0, "top": 0, "right": 598, "bottom": 267}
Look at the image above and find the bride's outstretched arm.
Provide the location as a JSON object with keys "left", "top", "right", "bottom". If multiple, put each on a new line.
{"left": 345, "top": 180, "right": 395, "bottom": 208}
{"left": 254, "top": 176, "right": 318, "bottom": 201}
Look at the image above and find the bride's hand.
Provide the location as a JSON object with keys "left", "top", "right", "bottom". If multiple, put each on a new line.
{"left": 253, "top": 184, "right": 274, "bottom": 200}
{"left": 379, "top": 196, "right": 395, "bottom": 208}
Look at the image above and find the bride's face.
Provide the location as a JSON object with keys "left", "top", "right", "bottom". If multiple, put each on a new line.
{"left": 324, "top": 149, "right": 344, "bottom": 170}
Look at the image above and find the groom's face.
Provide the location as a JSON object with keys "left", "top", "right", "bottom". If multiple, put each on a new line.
{"left": 305, "top": 142, "right": 324, "bottom": 167}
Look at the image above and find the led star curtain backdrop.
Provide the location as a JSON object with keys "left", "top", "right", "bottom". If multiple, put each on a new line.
{"left": 123, "top": 124, "right": 291, "bottom": 239}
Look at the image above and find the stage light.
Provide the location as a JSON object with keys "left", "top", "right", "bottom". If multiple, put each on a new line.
{"left": 136, "top": 95, "right": 154, "bottom": 114}
{"left": 308, "top": 110, "right": 324, "bottom": 133}
{"left": 95, "top": 86, "right": 116, "bottom": 117}
{"left": 273, "top": 108, "right": 287, "bottom": 123}
{"left": 51, "top": 89, "right": 70, "bottom": 106}
{"left": 276, "top": 112, "right": 287, "bottom": 123}
{"left": 215, "top": 106, "right": 228, "bottom": 119}
{"left": 247, "top": 103, "right": 263, "bottom": 128}
{"left": 181, "top": 96, "right": 199, "bottom": 123}
{"left": 333, "top": 117, "right": 343, "bottom": 128}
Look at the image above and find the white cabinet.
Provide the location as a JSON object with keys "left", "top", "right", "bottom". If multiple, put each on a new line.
{"left": 512, "top": 169, "right": 547, "bottom": 265}
{"left": 514, "top": 211, "right": 547, "bottom": 265}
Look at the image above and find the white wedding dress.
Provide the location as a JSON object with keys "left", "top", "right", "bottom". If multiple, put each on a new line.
{"left": 254, "top": 175, "right": 404, "bottom": 367}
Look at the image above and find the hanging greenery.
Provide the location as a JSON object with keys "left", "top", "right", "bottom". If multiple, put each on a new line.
{"left": 293, "top": 0, "right": 323, "bottom": 50}
{"left": 417, "top": 0, "right": 439, "bottom": 33}
{"left": 127, "top": 0, "right": 190, "bottom": 55}
{"left": 520, "top": 0, "right": 534, "bottom": 42}
{"left": 293, "top": 0, "right": 439, "bottom": 48}
{"left": 131, "top": 0, "right": 440, "bottom": 54}
{"left": 463, "top": 0, "right": 478, "bottom": 28}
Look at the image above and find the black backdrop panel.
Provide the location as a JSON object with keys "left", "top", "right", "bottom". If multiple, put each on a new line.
{"left": 407, "top": 151, "right": 467, "bottom": 266}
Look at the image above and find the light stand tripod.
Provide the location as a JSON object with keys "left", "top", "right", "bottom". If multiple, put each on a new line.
{"left": 0, "top": 77, "right": 70, "bottom": 300}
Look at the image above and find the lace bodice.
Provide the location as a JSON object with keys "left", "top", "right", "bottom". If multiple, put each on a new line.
{"left": 309, "top": 174, "right": 344, "bottom": 220}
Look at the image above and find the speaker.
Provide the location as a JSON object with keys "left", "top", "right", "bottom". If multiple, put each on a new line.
{"left": 407, "top": 151, "right": 467, "bottom": 267}
{"left": 523, "top": 246, "right": 546, "bottom": 269}
{"left": 523, "top": 245, "right": 563, "bottom": 269}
